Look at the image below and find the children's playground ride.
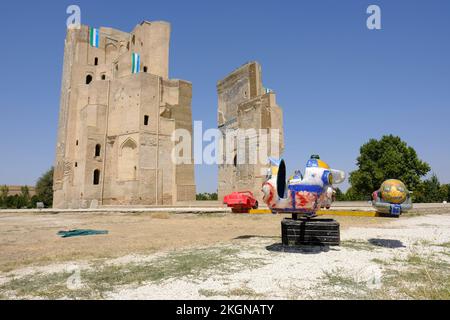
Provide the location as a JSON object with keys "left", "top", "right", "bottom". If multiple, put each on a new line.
{"left": 262, "top": 155, "right": 345, "bottom": 216}
{"left": 223, "top": 191, "right": 258, "bottom": 213}
{"left": 371, "top": 179, "right": 412, "bottom": 217}
{"left": 262, "top": 155, "right": 346, "bottom": 246}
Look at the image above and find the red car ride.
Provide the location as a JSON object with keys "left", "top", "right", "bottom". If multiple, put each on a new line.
{"left": 223, "top": 191, "right": 259, "bottom": 213}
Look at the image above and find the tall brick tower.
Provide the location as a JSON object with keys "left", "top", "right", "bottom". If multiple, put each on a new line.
{"left": 217, "top": 62, "right": 284, "bottom": 204}
{"left": 53, "top": 21, "right": 196, "bottom": 209}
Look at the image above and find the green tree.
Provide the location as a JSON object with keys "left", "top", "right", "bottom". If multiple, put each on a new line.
{"left": 334, "top": 188, "right": 345, "bottom": 201}
{"left": 440, "top": 184, "right": 449, "bottom": 202}
{"left": 196, "top": 193, "right": 207, "bottom": 200}
{"left": 349, "top": 135, "right": 430, "bottom": 199}
{"left": 0, "top": 185, "right": 8, "bottom": 208}
{"left": 35, "top": 167, "right": 54, "bottom": 208}
{"left": 19, "top": 186, "right": 31, "bottom": 208}
{"left": 344, "top": 186, "right": 368, "bottom": 201}
{"left": 414, "top": 174, "right": 447, "bottom": 203}
{"left": 196, "top": 192, "right": 219, "bottom": 201}
{"left": 30, "top": 195, "right": 40, "bottom": 208}
{"left": 209, "top": 192, "right": 218, "bottom": 201}
{"left": 6, "top": 195, "right": 19, "bottom": 209}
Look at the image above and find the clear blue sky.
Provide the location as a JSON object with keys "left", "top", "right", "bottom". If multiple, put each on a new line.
{"left": 0, "top": 0, "right": 449, "bottom": 192}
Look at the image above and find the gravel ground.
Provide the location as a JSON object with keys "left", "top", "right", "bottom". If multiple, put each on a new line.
{"left": 0, "top": 211, "right": 449, "bottom": 299}
{"left": 107, "top": 214, "right": 450, "bottom": 299}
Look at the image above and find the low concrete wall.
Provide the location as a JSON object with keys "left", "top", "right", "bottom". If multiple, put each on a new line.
{"left": 0, "top": 202, "right": 448, "bottom": 215}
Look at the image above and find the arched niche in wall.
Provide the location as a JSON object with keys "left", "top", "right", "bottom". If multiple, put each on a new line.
{"left": 117, "top": 138, "right": 138, "bottom": 181}
{"left": 85, "top": 74, "right": 93, "bottom": 85}
{"left": 95, "top": 144, "right": 101, "bottom": 157}
{"left": 105, "top": 42, "right": 118, "bottom": 65}
{"left": 93, "top": 169, "right": 100, "bottom": 185}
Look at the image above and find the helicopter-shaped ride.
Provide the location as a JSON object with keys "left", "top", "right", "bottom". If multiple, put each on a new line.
{"left": 261, "top": 155, "right": 346, "bottom": 246}
{"left": 262, "top": 155, "right": 346, "bottom": 217}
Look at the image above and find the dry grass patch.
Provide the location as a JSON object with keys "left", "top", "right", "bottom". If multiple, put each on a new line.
{"left": 0, "top": 245, "right": 267, "bottom": 299}
{"left": 381, "top": 253, "right": 450, "bottom": 299}
{"left": 436, "top": 242, "right": 450, "bottom": 249}
{"left": 340, "top": 240, "right": 378, "bottom": 251}
{"left": 198, "top": 286, "right": 264, "bottom": 298}
{"left": 321, "top": 253, "right": 450, "bottom": 299}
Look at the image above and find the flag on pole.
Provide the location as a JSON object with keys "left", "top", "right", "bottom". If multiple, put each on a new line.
{"left": 89, "top": 27, "right": 99, "bottom": 48}
{"left": 132, "top": 53, "right": 141, "bottom": 74}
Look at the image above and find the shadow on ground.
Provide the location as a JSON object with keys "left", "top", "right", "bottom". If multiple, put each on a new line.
{"left": 368, "top": 238, "right": 406, "bottom": 248}
{"left": 265, "top": 243, "right": 338, "bottom": 254}
{"left": 233, "top": 235, "right": 280, "bottom": 240}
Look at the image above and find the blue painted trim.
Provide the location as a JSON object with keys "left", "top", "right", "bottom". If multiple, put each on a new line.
{"left": 288, "top": 184, "right": 323, "bottom": 193}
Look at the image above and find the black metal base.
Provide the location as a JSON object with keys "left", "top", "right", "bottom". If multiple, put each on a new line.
{"left": 281, "top": 215, "right": 340, "bottom": 246}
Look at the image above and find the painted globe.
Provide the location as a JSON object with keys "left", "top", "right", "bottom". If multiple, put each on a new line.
{"left": 380, "top": 179, "right": 407, "bottom": 204}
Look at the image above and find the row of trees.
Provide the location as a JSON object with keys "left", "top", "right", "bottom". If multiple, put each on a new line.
{"left": 412, "top": 174, "right": 450, "bottom": 203}
{"left": 0, "top": 168, "right": 53, "bottom": 209}
{"left": 196, "top": 192, "right": 218, "bottom": 201}
{"left": 335, "top": 135, "right": 449, "bottom": 203}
